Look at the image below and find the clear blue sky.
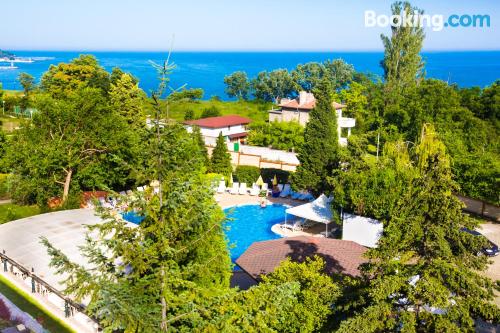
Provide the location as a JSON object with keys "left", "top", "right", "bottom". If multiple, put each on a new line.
{"left": 2, "top": 0, "right": 498, "bottom": 51}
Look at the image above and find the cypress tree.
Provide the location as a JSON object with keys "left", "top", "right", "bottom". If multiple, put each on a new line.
{"left": 292, "top": 77, "right": 340, "bottom": 195}
{"left": 210, "top": 132, "right": 232, "bottom": 177}
{"left": 191, "top": 125, "right": 209, "bottom": 169}
{"left": 337, "top": 124, "right": 500, "bottom": 332}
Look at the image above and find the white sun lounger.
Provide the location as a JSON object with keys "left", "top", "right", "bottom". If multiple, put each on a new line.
{"left": 229, "top": 182, "right": 239, "bottom": 195}
{"left": 280, "top": 221, "right": 303, "bottom": 232}
{"left": 137, "top": 186, "right": 144, "bottom": 192}
{"left": 238, "top": 183, "right": 248, "bottom": 195}
{"left": 261, "top": 183, "right": 269, "bottom": 194}
{"left": 249, "top": 183, "right": 260, "bottom": 196}
{"left": 216, "top": 180, "right": 226, "bottom": 193}
{"left": 279, "top": 184, "right": 291, "bottom": 197}
{"left": 278, "top": 184, "right": 284, "bottom": 192}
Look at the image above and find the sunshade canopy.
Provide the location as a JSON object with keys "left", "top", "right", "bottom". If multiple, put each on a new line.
{"left": 285, "top": 194, "right": 333, "bottom": 224}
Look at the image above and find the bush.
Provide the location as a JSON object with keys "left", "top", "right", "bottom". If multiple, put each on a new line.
{"left": 0, "top": 174, "right": 10, "bottom": 199}
{"left": 184, "top": 109, "right": 195, "bottom": 120}
{"left": 205, "top": 173, "right": 226, "bottom": 186}
{"left": 201, "top": 106, "right": 221, "bottom": 118}
{"left": 234, "top": 166, "right": 260, "bottom": 185}
{"left": 261, "top": 168, "right": 290, "bottom": 185}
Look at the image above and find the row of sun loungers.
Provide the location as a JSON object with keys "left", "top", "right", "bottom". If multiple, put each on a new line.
{"left": 214, "top": 181, "right": 314, "bottom": 201}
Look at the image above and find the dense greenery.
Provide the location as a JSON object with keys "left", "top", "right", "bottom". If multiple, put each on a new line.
{"left": 292, "top": 78, "right": 341, "bottom": 195}
{"left": 209, "top": 133, "right": 232, "bottom": 177}
{"left": 234, "top": 165, "right": 260, "bottom": 184}
{"left": 0, "top": 203, "right": 40, "bottom": 224}
{"left": 247, "top": 120, "right": 304, "bottom": 151}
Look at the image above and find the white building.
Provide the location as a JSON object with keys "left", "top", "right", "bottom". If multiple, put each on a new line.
{"left": 269, "top": 91, "right": 356, "bottom": 145}
{"left": 184, "top": 115, "right": 252, "bottom": 147}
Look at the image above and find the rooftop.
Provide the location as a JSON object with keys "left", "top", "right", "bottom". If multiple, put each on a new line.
{"left": 278, "top": 91, "right": 346, "bottom": 111}
{"left": 236, "top": 236, "right": 367, "bottom": 279}
{"left": 184, "top": 115, "right": 252, "bottom": 128}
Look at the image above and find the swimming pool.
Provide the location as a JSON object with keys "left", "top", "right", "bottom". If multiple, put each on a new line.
{"left": 223, "top": 204, "right": 286, "bottom": 261}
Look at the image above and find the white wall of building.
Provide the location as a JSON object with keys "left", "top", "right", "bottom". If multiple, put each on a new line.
{"left": 185, "top": 124, "right": 247, "bottom": 146}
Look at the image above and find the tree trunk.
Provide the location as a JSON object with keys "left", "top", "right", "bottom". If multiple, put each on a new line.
{"left": 62, "top": 168, "right": 73, "bottom": 202}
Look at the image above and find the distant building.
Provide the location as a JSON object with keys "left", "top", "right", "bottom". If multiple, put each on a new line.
{"left": 268, "top": 91, "right": 356, "bottom": 145}
{"left": 184, "top": 115, "right": 252, "bottom": 146}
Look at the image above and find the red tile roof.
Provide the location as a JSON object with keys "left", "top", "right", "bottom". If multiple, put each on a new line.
{"left": 236, "top": 236, "right": 367, "bottom": 279}
{"left": 278, "top": 99, "right": 346, "bottom": 111}
{"left": 184, "top": 115, "right": 251, "bottom": 128}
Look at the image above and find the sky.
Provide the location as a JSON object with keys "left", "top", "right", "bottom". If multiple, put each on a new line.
{"left": 2, "top": 0, "right": 499, "bottom": 51}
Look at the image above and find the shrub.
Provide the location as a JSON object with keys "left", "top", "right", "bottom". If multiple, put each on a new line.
{"left": 0, "top": 174, "right": 10, "bottom": 199}
{"left": 234, "top": 166, "right": 260, "bottom": 185}
{"left": 205, "top": 173, "right": 226, "bottom": 186}
{"left": 261, "top": 168, "right": 290, "bottom": 185}
{"left": 201, "top": 106, "right": 221, "bottom": 118}
{"left": 184, "top": 109, "right": 195, "bottom": 120}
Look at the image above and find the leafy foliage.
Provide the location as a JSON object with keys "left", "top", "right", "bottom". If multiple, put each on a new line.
{"left": 200, "top": 106, "right": 221, "bottom": 118}
{"left": 234, "top": 165, "right": 260, "bottom": 185}
{"left": 252, "top": 69, "right": 297, "bottom": 103}
{"left": 209, "top": 133, "right": 232, "bottom": 177}
{"left": 292, "top": 78, "right": 341, "bottom": 195}
{"left": 247, "top": 120, "right": 304, "bottom": 151}
{"left": 224, "top": 71, "right": 250, "bottom": 100}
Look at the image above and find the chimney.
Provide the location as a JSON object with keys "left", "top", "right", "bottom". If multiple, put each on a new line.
{"left": 299, "top": 91, "right": 308, "bottom": 106}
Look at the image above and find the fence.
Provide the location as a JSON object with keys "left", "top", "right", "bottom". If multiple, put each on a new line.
{"left": 207, "top": 144, "right": 299, "bottom": 171}
{"left": 457, "top": 195, "right": 500, "bottom": 222}
{"left": 0, "top": 250, "right": 99, "bottom": 332}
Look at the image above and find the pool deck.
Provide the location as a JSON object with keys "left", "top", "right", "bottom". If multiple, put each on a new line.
{"left": 216, "top": 192, "right": 335, "bottom": 238}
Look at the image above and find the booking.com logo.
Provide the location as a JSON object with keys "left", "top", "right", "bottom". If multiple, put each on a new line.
{"left": 365, "top": 10, "right": 491, "bottom": 31}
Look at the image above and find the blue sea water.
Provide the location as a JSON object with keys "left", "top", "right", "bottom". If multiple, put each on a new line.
{"left": 1, "top": 51, "right": 499, "bottom": 98}
{"left": 223, "top": 204, "right": 286, "bottom": 262}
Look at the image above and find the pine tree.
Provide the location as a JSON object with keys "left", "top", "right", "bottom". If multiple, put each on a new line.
{"left": 210, "top": 133, "right": 232, "bottom": 177}
{"left": 192, "top": 125, "right": 209, "bottom": 169}
{"left": 292, "top": 77, "right": 340, "bottom": 195}
{"left": 337, "top": 124, "right": 500, "bottom": 332}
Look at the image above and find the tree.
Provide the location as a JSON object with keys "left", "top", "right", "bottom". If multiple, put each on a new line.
{"left": 252, "top": 69, "right": 297, "bottom": 103}
{"left": 18, "top": 72, "right": 36, "bottom": 97}
{"left": 381, "top": 1, "right": 425, "bottom": 98}
{"left": 168, "top": 88, "right": 204, "bottom": 101}
{"left": 337, "top": 124, "right": 500, "bottom": 332}
{"left": 110, "top": 67, "right": 138, "bottom": 86}
{"left": 109, "top": 73, "right": 146, "bottom": 127}
{"left": 40, "top": 54, "right": 110, "bottom": 97}
{"left": 5, "top": 88, "right": 136, "bottom": 205}
{"left": 191, "top": 125, "right": 209, "bottom": 169}
{"left": 200, "top": 106, "right": 221, "bottom": 118}
{"left": 210, "top": 133, "right": 232, "bottom": 177}
{"left": 184, "top": 109, "right": 195, "bottom": 120}
{"left": 247, "top": 120, "right": 304, "bottom": 151}
{"left": 199, "top": 257, "right": 340, "bottom": 332}
{"left": 224, "top": 71, "right": 250, "bottom": 100}
{"left": 292, "top": 62, "right": 324, "bottom": 92}
{"left": 292, "top": 78, "right": 340, "bottom": 195}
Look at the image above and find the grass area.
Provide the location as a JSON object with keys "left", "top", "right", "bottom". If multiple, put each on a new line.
{"left": 165, "top": 99, "right": 272, "bottom": 122}
{"left": 0, "top": 116, "right": 23, "bottom": 132}
{"left": 2, "top": 90, "right": 23, "bottom": 97}
{"left": 0, "top": 275, "right": 75, "bottom": 333}
{"left": 0, "top": 203, "right": 40, "bottom": 224}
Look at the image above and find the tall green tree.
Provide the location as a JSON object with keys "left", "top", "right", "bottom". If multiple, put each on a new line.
{"left": 292, "top": 78, "right": 340, "bottom": 195}
{"left": 40, "top": 55, "right": 110, "bottom": 97}
{"left": 381, "top": 1, "right": 425, "bottom": 98}
{"left": 224, "top": 71, "right": 250, "bottom": 100}
{"left": 109, "top": 73, "right": 146, "bottom": 127}
{"left": 191, "top": 125, "right": 209, "bottom": 170}
{"left": 18, "top": 72, "right": 36, "bottom": 97}
{"left": 5, "top": 88, "right": 135, "bottom": 205}
{"left": 210, "top": 133, "right": 232, "bottom": 177}
{"left": 252, "top": 69, "right": 297, "bottom": 103}
{"left": 337, "top": 124, "right": 500, "bottom": 332}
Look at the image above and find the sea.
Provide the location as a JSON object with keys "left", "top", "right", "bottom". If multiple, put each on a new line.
{"left": 1, "top": 51, "right": 499, "bottom": 98}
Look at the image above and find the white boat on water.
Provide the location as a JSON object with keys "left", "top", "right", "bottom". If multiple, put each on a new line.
{"left": 0, "top": 62, "right": 18, "bottom": 69}
{"left": 0, "top": 57, "right": 34, "bottom": 63}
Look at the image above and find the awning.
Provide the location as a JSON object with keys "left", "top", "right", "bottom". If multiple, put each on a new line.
{"left": 285, "top": 194, "right": 333, "bottom": 224}
{"left": 228, "top": 132, "right": 248, "bottom": 139}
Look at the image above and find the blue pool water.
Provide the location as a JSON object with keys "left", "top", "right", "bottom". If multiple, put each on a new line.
{"left": 122, "top": 211, "right": 145, "bottom": 224}
{"left": 223, "top": 204, "right": 286, "bottom": 261}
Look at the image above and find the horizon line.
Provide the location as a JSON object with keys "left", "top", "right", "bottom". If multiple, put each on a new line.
{"left": 5, "top": 48, "right": 500, "bottom": 53}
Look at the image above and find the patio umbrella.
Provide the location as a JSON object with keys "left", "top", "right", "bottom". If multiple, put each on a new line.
{"left": 256, "top": 175, "right": 264, "bottom": 187}
{"left": 272, "top": 175, "right": 278, "bottom": 186}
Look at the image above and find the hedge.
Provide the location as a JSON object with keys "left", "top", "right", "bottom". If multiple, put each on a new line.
{"left": 234, "top": 166, "right": 260, "bottom": 185}
{"left": 233, "top": 166, "right": 291, "bottom": 185}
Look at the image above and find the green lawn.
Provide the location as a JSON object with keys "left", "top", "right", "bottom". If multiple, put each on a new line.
{"left": 0, "top": 204, "right": 40, "bottom": 224}
{"left": 0, "top": 275, "right": 75, "bottom": 333}
{"left": 164, "top": 99, "right": 272, "bottom": 122}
